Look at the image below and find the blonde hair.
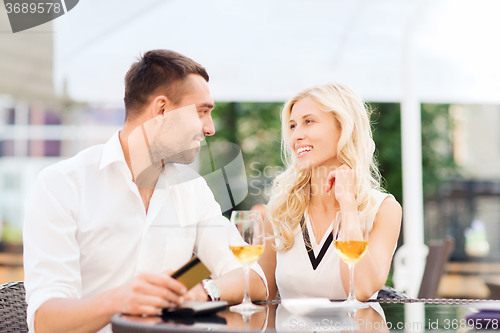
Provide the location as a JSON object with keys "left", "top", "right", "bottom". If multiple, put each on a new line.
{"left": 268, "top": 83, "right": 383, "bottom": 251}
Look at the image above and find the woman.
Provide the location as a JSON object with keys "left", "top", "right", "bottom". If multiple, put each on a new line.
{"left": 258, "top": 83, "right": 402, "bottom": 300}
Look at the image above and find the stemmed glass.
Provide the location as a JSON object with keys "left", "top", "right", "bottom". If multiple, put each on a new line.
{"left": 229, "top": 210, "right": 266, "bottom": 314}
{"left": 333, "top": 211, "right": 369, "bottom": 309}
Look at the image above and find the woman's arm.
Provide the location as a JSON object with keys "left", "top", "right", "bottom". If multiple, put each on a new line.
{"left": 338, "top": 196, "right": 402, "bottom": 300}
{"left": 258, "top": 217, "right": 279, "bottom": 300}
{"left": 325, "top": 165, "right": 402, "bottom": 300}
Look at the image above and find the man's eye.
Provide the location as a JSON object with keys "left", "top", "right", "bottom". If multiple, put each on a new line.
{"left": 306, "top": 119, "right": 313, "bottom": 124}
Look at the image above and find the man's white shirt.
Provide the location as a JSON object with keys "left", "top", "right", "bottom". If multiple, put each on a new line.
{"left": 23, "top": 132, "right": 267, "bottom": 332}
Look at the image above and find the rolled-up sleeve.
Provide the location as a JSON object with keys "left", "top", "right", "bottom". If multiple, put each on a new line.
{"left": 23, "top": 168, "right": 82, "bottom": 332}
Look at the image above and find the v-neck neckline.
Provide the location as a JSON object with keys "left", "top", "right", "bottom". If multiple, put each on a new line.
{"left": 305, "top": 212, "right": 334, "bottom": 247}
{"left": 300, "top": 215, "right": 334, "bottom": 270}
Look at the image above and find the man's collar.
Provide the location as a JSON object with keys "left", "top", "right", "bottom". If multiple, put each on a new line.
{"left": 99, "top": 130, "right": 127, "bottom": 170}
{"left": 161, "top": 163, "right": 181, "bottom": 187}
{"left": 99, "top": 130, "right": 187, "bottom": 187}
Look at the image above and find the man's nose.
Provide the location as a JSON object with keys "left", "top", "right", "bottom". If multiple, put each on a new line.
{"left": 203, "top": 116, "right": 215, "bottom": 136}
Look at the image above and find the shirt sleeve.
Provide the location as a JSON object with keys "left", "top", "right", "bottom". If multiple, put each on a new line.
{"left": 23, "top": 168, "right": 82, "bottom": 332}
{"left": 191, "top": 177, "right": 268, "bottom": 295}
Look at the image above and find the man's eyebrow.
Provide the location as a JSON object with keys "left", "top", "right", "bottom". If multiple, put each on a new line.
{"left": 196, "top": 103, "right": 214, "bottom": 110}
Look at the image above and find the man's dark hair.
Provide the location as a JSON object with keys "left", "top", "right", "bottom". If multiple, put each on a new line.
{"left": 124, "top": 49, "right": 209, "bottom": 121}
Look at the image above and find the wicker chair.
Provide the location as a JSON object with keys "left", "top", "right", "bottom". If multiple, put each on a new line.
{"left": 0, "top": 281, "right": 28, "bottom": 333}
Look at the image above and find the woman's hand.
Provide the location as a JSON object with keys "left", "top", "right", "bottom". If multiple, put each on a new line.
{"left": 324, "top": 164, "right": 357, "bottom": 210}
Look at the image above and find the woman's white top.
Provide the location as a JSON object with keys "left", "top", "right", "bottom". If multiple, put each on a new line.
{"left": 275, "top": 190, "right": 393, "bottom": 300}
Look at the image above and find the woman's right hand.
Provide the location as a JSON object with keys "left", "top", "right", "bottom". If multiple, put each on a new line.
{"left": 324, "top": 164, "right": 357, "bottom": 210}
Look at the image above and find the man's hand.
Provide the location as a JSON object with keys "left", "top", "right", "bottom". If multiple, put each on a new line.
{"left": 112, "top": 270, "right": 188, "bottom": 315}
{"left": 184, "top": 283, "right": 210, "bottom": 302}
{"left": 34, "top": 271, "right": 188, "bottom": 333}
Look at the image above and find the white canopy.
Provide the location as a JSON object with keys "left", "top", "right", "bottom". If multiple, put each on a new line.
{"left": 54, "top": 0, "right": 500, "bottom": 105}
{"left": 53, "top": 0, "right": 500, "bottom": 298}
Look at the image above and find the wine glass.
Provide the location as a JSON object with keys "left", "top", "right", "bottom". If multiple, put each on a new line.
{"left": 229, "top": 210, "right": 266, "bottom": 314}
{"left": 333, "top": 211, "right": 369, "bottom": 309}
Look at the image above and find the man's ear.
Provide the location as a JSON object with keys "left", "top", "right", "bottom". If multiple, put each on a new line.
{"left": 151, "top": 95, "right": 170, "bottom": 118}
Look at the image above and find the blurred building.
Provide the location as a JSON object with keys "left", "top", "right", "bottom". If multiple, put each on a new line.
{"left": 451, "top": 105, "right": 500, "bottom": 180}
{"left": 0, "top": 15, "right": 120, "bottom": 234}
{"left": 0, "top": 16, "right": 60, "bottom": 233}
{"left": 425, "top": 104, "right": 500, "bottom": 262}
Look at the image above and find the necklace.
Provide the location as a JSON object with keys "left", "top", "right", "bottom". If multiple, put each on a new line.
{"left": 308, "top": 207, "right": 337, "bottom": 245}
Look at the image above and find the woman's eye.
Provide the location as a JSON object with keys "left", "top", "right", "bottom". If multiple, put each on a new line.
{"left": 306, "top": 119, "right": 313, "bottom": 124}
{"left": 290, "top": 124, "right": 296, "bottom": 130}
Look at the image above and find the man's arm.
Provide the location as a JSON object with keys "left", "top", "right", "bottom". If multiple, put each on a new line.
{"left": 185, "top": 267, "right": 267, "bottom": 303}
{"left": 182, "top": 176, "right": 267, "bottom": 303}
{"left": 35, "top": 272, "right": 187, "bottom": 333}
{"left": 23, "top": 169, "right": 187, "bottom": 333}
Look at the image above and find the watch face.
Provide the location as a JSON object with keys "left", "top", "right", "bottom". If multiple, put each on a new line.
{"left": 209, "top": 282, "right": 221, "bottom": 298}
{"left": 204, "top": 280, "right": 221, "bottom": 300}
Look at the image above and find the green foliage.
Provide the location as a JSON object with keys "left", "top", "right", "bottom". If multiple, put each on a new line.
{"left": 208, "top": 102, "right": 284, "bottom": 209}
{"left": 385, "top": 268, "right": 394, "bottom": 288}
{"left": 1, "top": 223, "right": 23, "bottom": 244}
{"left": 370, "top": 103, "right": 459, "bottom": 204}
{"left": 370, "top": 103, "right": 403, "bottom": 203}
{"left": 421, "top": 103, "right": 459, "bottom": 198}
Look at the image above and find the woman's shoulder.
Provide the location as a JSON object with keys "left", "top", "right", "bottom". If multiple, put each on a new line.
{"left": 371, "top": 188, "right": 398, "bottom": 204}
{"left": 372, "top": 189, "right": 402, "bottom": 224}
{"left": 371, "top": 188, "right": 392, "bottom": 200}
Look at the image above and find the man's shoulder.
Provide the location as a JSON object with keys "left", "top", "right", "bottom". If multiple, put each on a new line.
{"left": 27, "top": 144, "right": 106, "bottom": 202}
{"left": 42, "top": 144, "right": 105, "bottom": 177}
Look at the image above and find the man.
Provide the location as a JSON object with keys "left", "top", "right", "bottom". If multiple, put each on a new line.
{"left": 23, "top": 50, "right": 268, "bottom": 333}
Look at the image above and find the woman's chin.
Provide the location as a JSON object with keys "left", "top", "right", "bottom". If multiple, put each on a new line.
{"left": 296, "top": 160, "right": 314, "bottom": 171}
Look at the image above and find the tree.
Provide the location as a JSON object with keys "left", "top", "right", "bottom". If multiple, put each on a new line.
{"left": 371, "top": 103, "right": 458, "bottom": 205}
{"left": 207, "top": 102, "right": 283, "bottom": 211}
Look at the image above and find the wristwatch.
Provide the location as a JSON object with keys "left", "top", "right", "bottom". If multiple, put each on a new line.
{"left": 202, "top": 279, "right": 221, "bottom": 301}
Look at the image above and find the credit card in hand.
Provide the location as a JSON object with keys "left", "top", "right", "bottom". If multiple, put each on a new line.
{"left": 172, "top": 256, "right": 211, "bottom": 290}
